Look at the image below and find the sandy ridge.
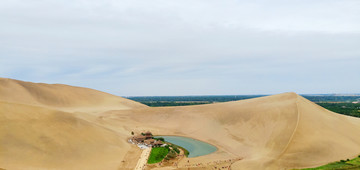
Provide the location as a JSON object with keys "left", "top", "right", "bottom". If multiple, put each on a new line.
{"left": 1, "top": 78, "right": 360, "bottom": 170}
{"left": 276, "top": 95, "right": 302, "bottom": 159}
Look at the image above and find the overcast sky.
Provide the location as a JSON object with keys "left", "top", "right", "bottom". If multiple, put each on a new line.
{"left": 0, "top": 0, "right": 359, "bottom": 96}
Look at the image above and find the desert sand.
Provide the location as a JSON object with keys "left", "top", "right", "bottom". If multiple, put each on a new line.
{"left": 1, "top": 77, "right": 360, "bottom": 170}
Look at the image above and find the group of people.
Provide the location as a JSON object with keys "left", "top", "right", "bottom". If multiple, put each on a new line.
{"left": 183, "top": 157, "right": 243, "bottom": 169}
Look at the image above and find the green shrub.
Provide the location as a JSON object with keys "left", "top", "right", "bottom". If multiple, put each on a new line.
{"left": 173, "top": 147, "right": 180, "bottom": 154}
{"left": 166, "top": 150, "right": 177, "bottom": 160}
{"left": 153, "top": 137, "right": 165, "bottom": 142}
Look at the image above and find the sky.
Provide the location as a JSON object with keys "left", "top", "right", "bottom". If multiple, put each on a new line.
{"left": 0, "top": 0, "right": 359, "bottom": 96}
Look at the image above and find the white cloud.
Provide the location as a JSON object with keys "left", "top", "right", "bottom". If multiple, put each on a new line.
{"left": 0, "top": 0, "right": 359, "bottom": 95}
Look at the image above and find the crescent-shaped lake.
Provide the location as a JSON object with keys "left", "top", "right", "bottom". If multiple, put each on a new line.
{"left": 156, "top": 136, "right": 217, "bottom": 158}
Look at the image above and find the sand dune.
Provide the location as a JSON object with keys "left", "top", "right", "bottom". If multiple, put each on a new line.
{"left": 0, "top": 78, "right": 147, "bottom": 114}
{"left": 1, "top": 78, "right": 360, "bottom": 170}
{"left": 0, "top": 101, "right": 130, "bottom": 170}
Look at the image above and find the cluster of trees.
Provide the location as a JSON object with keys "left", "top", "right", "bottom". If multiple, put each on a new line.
{"left": 127, "top": 95, "right": 360, "bottom": 107}
{"left": 164, "top": 145, "right": 180, "bottom": 160}
{"left": 127, "top": 95, "right": 265, "bottom": 102}
{"left": 153, "top": 137, "right": 165, "bottom": 142}
{"left": 139, "top": 101, "right": 211, "bottom": 107}
{"left": 164, "top": 149, "right": 177, "bottom": 160}
{"left": 304, "top": 96, "right": 360, "bottom": 103}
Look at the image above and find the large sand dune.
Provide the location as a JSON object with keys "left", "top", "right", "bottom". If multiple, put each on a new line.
{"left": 0, "top": 78, "right": 147, "bottom": 114}
{"left": 1, "top": 78, "right": 360, "bottom": 170}
{"left": 0, "top": 101, "right": 130, "bottom": 170}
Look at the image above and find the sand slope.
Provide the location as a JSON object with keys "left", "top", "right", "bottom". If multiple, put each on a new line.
{"left": 0, "top": 78, "right": 147, "bottom": 113}
{"left": 0, "top": 101, "right": 130, "bottom": 170}
{"left": 103, "top": 93, "right": 360, "bottom": 169}
{"left": 230, "top": 94, "right": 360, "bottom": 169}
{"left": 1, "top": 78, "right": 360, "bottom": 170}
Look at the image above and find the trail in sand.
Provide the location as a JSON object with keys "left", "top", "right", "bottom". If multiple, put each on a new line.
{"left": 135, "top": 147, "right": 151, "bottom": 170}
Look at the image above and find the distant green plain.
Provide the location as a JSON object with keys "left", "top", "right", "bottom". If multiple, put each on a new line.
{"left": 297, "top": 155, "right": 360, "bottom": 170}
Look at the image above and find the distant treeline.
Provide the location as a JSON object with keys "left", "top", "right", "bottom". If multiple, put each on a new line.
{"left": 127, "top": 95, "right": 360, "bottom": 103}
{"left": 303, "top": 95, "right": 360, "bottom": 103}
{"left": 127, "top": 95, "right": 360, "bottom": 117}
{"left": 128, "top": 95, "right": 265, "bottom": 103}
{"left": 138, "top": 101, "right": 212, "bottom": 107}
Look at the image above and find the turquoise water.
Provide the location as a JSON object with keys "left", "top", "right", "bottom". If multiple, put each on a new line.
{"left": 157, "top": 136, "right": 217, "bottom": 158}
